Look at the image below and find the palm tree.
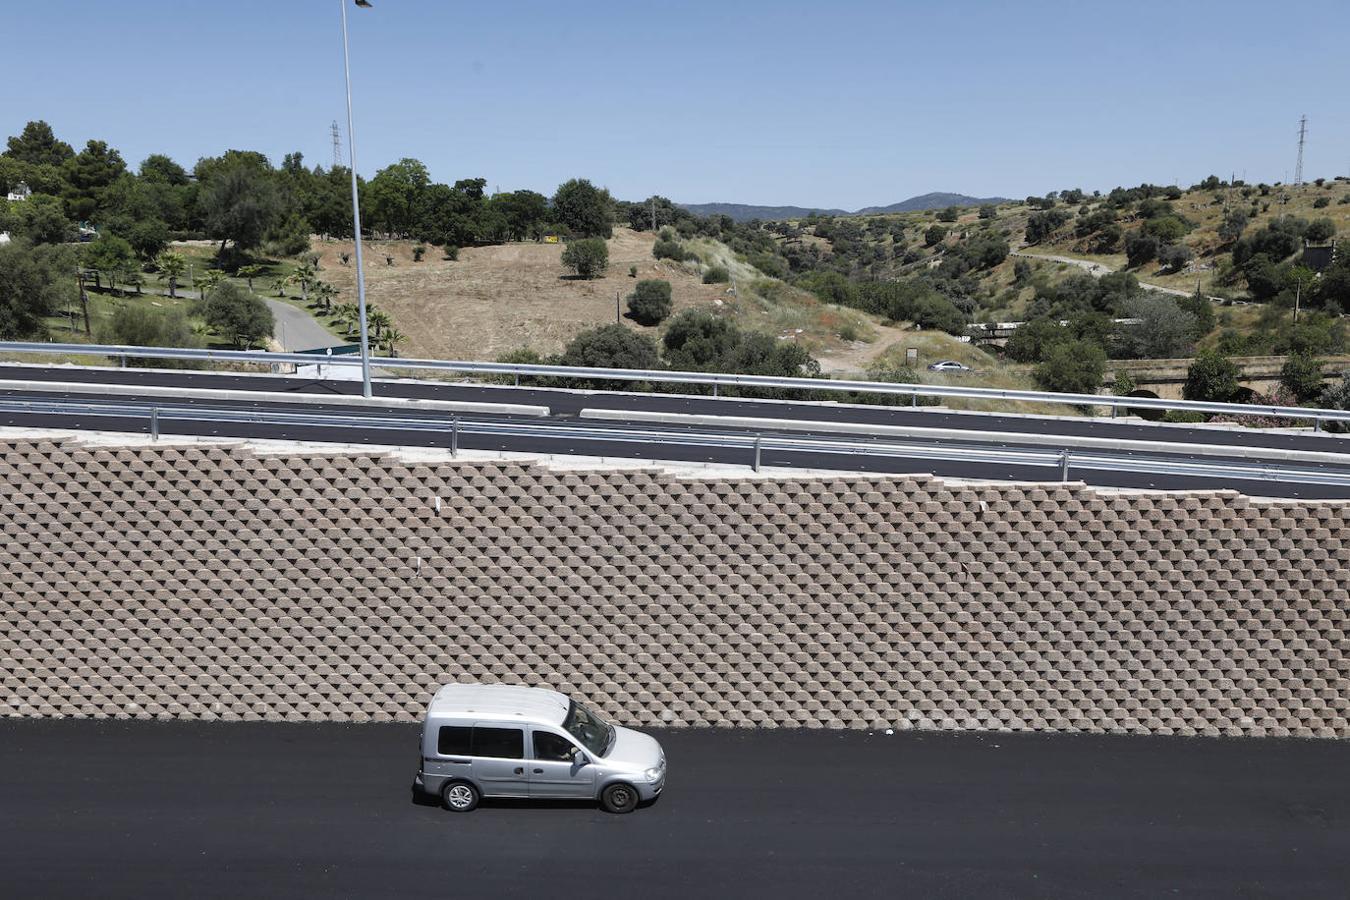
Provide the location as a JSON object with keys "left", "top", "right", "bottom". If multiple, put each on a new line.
{"left": 155, "top": 251, "right": 187, "bottom": 299}
{"left": 383, "top": 328, "right": 406, "bottom": 358}
{"left": 368, "top": 309, "right": 390, "bottom": 339}
{"left": 271, "top": 277, "right": 288, "bottom": 298}
{"left": 196, "top": 269, "right": 225, "bottom": 300}
{"left": 289, "top": 262, "right": 318, "bottom": 304}
{"left": 314, "top": 281, "right": 339, "bottom": 315}
{"left": 237, "top": 264, "right": 266, "bottom": 292}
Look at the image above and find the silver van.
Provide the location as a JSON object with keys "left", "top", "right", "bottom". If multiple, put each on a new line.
{"left": 412, "top": 683, "right": 667, "bottom": 814}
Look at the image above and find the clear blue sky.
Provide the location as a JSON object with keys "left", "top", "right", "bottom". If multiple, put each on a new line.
{"left": 5, "top": 0, "right": 1348, "bottom": 210}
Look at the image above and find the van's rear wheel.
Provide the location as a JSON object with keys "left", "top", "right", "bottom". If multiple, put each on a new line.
{"left": 601, "top": 782, "right": 639, "bottom": 814}
{"left": 442, "top": 780, "right": 480, "bottom": 812}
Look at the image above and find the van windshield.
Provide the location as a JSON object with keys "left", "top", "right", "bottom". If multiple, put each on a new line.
{"left": 562, "top": 700, "right": 614, "bottom": 757}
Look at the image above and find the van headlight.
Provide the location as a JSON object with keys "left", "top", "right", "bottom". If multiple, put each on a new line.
{"left": 644, "top": 767, "right": 662, "bottom": 783}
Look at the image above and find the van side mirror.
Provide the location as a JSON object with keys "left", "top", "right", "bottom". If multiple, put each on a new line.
{"left": 571, "top": 747, "right": 589, "bottom": 766}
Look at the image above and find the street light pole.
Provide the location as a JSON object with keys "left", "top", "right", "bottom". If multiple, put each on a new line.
{"left": 341, "top": 0, "right": 374, "bottom": 398}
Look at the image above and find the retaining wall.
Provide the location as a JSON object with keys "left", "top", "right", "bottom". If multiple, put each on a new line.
{"left": 1, "top": 439, "right": 1347, "bottom": 735}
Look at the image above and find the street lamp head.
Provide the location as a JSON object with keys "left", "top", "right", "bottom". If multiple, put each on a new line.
{"left": 354, "top": 0, "right": 373, "bottom": 7}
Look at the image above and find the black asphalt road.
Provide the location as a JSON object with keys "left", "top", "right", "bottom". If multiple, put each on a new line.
{"left": 1, "top": 365, "right": 1348, "bottom": 498}
{"left": 1, "top": 721, "right": 1347, "bottom": 899}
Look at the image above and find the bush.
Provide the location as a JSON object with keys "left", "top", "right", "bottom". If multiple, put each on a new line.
{"left": 1306, "top": 218, "right": 1337, "bottom": 243}
{"left": 1124, "top": 231, "right": 1160, "bottom": 268}
{"left": 1317, "top": 373, "right": 1350, "bottom": 432}
{"left": 203, "top": 282, "right": 273, "bottom": 349}
{"left": 1313, "top": 196, "right": 1330, "bottom": 209}
{"left": 102, "top": 305, "right": 201, "bottom": 366}
{"left": 443, "top": 245, "right": 460, "bottom": 261}
{"left": 1024, "top": 208, "right": 1071, "bottom": 244}
{"left": 627, "top": 279, "right": 672, "bottom": 326}
{"left": 653, "top": 239, "right": 689, "bottom": 262}
{"left": 412, "top": 245, "right": 426, "bottom": 262}
{"left": 937, "top": 206, "right": 959, "bottom": 223}
{"left": 1033, "top": 339, "right": 1106, "bottom": 395}
{"left": 1158, "top": 243, "right": 1193, "bottom": 273}
{"left": 923, "top": 224, "right": 947, "bottom": 246}
{"left": 1183, "top": 349, "right": 1241, "bottom": 403}
{"left": 557, "top": 324, "right": 660, "bottom": 371}
{"left": 1280, "top": 352, "right": 1324, "bottom": 402}
{"left": 560, "top": 237, "right": 608, "bottom": 279}
{"left": 978, "top": 204, "right": 997, "bottom": 220}
{"left": 702, "top": 265, "right": 730, "bottom": 285}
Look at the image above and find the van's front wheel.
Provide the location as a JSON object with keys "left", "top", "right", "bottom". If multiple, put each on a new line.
{"left": 442, "top": 780, "right": 480, "bottom": 812}
{"left": 600, "top": 782, "right": 639, "bottom": 814}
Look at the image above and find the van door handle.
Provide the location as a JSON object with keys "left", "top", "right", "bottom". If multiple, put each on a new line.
{"left": 514, "top": 767, "right": 524, "bottom": 775}
{"left": 532, "top": 768, "right": 543, "bottom": 774}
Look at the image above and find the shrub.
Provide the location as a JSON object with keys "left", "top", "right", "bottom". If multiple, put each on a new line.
{"left": 978, "top": 204, "right": 997, "bottom": 220}
{"left": 443, "top": 245, "right": 460, "bottom": 261}
{"left": 557, "top": 324, "right": 660, "bottom": 370}
{"left": 203, "top": 282, "right": 274, "bottom": 349}
{"left": 1313, "top": 196, "right": 1330, "bottom": 209}
{"left": 1183, "top": 350, "right": 1242, "bottom": 403}
{"left": 102, "top": 306, "right": 201, "bottom": 366}
{"left": 1280, "top": 352, "right": 1324, "bottom": 402}
{"left": 923, "top": 224, "right": 947, "bottom": 246}
{"left": 560, "top": 237, "right": 609, "bottom": 279}
{"left": 1318, "top": 373, "right": 1350, "bottom": 431}
{"left": 1124, "top": 231, "right": 1160, "bottom": 268}
{"left": 412, "top": 245, "right": 426, "bottom": 262}
{"left": 937, "top": 206, "right": 959, "bottom": 223}
{"left": 702, "top": 265, "right": 730, "bottom": 285}
{"left": 628, "top": 265, "right": 637, "bottom": 278}
{"left": 627, "top": 279, "right": 673, "bottom": 326}
{"left": 1033, "top": 339, "right": 1106, "bottom": 395}
{"left": 1158, "top": 243, "right": 1193, "bottom": 273}
{"left": 653, "top": 239, "right": 689, "bottom": 262}
{"left": 1024, "top": 208, "right": 1071, "bottom": 244}
{"left": 1306, "top": 218, "right": 1337, "bottom": 243}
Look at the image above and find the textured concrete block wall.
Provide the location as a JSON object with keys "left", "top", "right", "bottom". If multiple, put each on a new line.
{"left": 1, "top": 439, "right": 1347, "bottom": 736}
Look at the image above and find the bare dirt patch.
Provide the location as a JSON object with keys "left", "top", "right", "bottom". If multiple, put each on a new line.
{"left": 312, "top": 229, "right": 726, "bottom": 360}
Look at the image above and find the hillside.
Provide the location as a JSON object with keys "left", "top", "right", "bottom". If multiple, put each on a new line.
{"left": 856, "top": 192, "right": 1010, "bottom": 215}
{"left": 680, "top": 192, "right": 1007, "bottom": 222}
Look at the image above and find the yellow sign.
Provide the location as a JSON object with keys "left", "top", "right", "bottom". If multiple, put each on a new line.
{"left": 544, "top": 235, "right": 560, "bottom": 244}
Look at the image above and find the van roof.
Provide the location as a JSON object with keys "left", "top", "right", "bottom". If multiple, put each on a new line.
{"left": 426, "top": 683, "right": 571, "bottom": 726}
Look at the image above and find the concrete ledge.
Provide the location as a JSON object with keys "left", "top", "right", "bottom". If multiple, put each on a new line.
{"left": 0, "top": 378, "right": 550, "bottom": 418}
{"left": 581, "top": 408, "right": 1350, "bottom": 466}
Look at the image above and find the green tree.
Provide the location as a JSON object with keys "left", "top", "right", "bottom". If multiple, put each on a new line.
{"left": 82, "top": 234, "right": 136, "bottom": 295}
{"left": 1305, "top": 218, "right": 1336, "bottom": 243}
{"left": 1124, "top": 231, "right": 1160, "bottom": 267}
{"left": 1111, "top": 368, "right": 1137, "bottom": 396}
{"left": 937, "top": 206, "right": 959, "bottom": 222}
{"left": 203, "top": 282, "right": 274, "bottom": 349}
{"left": 1024, "top": 208, "right": 1071, "bottom": 243}
{"left": 1113, "top": 295, "right": 1197, "bottom": 359}
{"left": 1033, "top": 339, "right": 1106, "bottom": 395}
{"left": 154, "top": 251, "right": 187, "bottom": 298}
{"left": 0, "top": 240, "right": 77, "bottom": 338}
{"left": 139, "top": 153, "right": 190, "bottom": 186}
{"left": 1218, "top": 208, "right": 1248, "bottom": 243}
{"left": 923, "top": 224, "right": 947, "bottom": 246}
{"left": 63, "top": 140, "right": 127, "bottom": 222}
{"left": 366, "top": 158, "right": 431, "bottom": 237}
{"left": 127, "top": 219, "right": 170, "bottom": 261}
{"left": 703, "top": 265, "right": 730, "bottom": 284}
{"left": 1177, "top": 292, "right": 1216, "bottom": 339}
{"left": 1183, "top": 350, "right": 1242, "bottom": 403}
{"left": 1317, "top": 373, "right": 1350, "bottom": 432}
{"left": 237, "top": 264, "right": 266, "bottom": 292}
{"left": 978, "top": 204, "right": 997, "bottom": 220}
{"left": 4, "top": 121, "right": 75, "bottom": 167}
{"left": 490, "top": 189, "right": 550, "bottom": 241}
{"left": 561, "top": 237, "right": 609, "bottom": 279}
{"left": 551, "top": 179, "right": 613, "bottom": 238}
{"left": 1280, "top": 352, "right": 1323, "bottom": 402}
{"left": 16, "top": 194, "right": 74, "bottom": 245}
{"left": 1006, "top": 317, "right": 1070, "bottom": 363}
{"left": 557, "top": 324, "right": 660, "bottom": 370}
{"left": 627, "top": 279, "right": 672, "bottom": 325}
{"left": 197, "top": 155, "right": 282, "bottom": 258}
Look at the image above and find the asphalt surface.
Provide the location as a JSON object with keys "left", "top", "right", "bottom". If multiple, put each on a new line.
{"left": 0, "top": 365, "right": 1348, "bottom": 498}
{"left": 265, "top": 299, "right": 345, "bottom": 352}
{"left": 1, "top": 721, "right": 1346, "bottom": 899}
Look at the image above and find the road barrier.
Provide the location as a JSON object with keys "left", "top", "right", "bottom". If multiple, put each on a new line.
{"left": 2, "top": 394, "right": 1348, "bottom": 488}
{"left": 2, "top": 339, "right": 1350, "bottom": 428}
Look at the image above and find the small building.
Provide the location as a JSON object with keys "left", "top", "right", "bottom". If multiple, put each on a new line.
{"left": 1302, "top": 239, "right": 1337, "bottom": 274}
{"left": 5, "top": 182, "right": 32, "bottom": 203}
{"left": 0, "top": 232, "right": 10, "bottom": 245}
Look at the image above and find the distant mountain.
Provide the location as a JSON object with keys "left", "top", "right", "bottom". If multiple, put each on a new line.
{"left": 679, "top": 192, "right": 1010, "bottom": 223}
{"left": 855, "top": 192, "right": 1010, "bottom": 215}
{"left": 678, "top": 202, "right": 850, "bottom": 221}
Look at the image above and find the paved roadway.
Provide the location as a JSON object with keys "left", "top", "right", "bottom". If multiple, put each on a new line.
{"left": 0, "top": 365, "right": 1348, "bottom": 498}
{"left": 265, "top": 299, "right": 345, "bottom": 352}
{"left": 1, "top": 721, "right": 1346, "bottom": 899}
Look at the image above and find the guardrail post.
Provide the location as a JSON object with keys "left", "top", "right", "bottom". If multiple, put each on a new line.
{"left": 752, "top": 435, "right": 762, "bottom": 472}
{"left": 1060, "top": 450, "right": 1070, "bottom": 482}
{"left": 451, "top": 416, "right": 459, "bottom": 458}
{"left": 713, "top": 383, "right": 719, "bottom": 398}
{"left": 911, "top": 393, "right": 917, "bottom": 407}
{"left": 1110, "top": 404, "right": 1118, "bottom": 419}
{"left": 1313, "top": 416, "right": 1321, "bottom": 433}
{"left": 513, "top": 374, "right": 519, "bottom": 387}
{"left": 150, "top": 407, "right": 159, "bottom": 441}
{"left": 118, "top": 354, "right": 126, "bottom": 369}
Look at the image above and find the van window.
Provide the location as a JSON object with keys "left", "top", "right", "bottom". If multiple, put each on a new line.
{"left": 438, "top": 726, "right": 472, "bottom": 755}
{"left": 533, "top": 731, "right": 578, "bottom": 762}
{"left": 472, "top": 727, "right": 524, "bottom": 760}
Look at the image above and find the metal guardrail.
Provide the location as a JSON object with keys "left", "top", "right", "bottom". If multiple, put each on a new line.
{"left": 2, "top": 339, "right": 1349, "bottom": 428}
{"left": 2, "top": 395, "right": 1348, "bottom": 488}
